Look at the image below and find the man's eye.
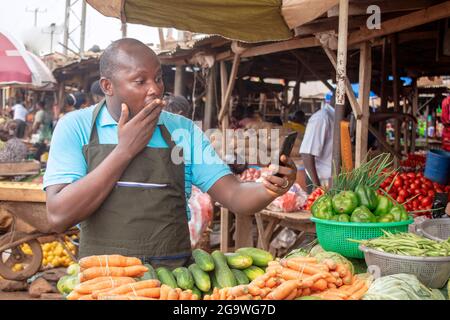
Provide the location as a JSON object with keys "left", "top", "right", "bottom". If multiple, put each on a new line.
{"left": 155, "top": 75, "right": 163, "bottom": 83}
{"left": 135, "top": 80, "right": 145, "bottom": 85}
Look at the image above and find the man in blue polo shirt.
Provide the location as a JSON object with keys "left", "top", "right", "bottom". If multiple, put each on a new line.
{"left": 44, "top": 38, "right": 296, "bottom": 268}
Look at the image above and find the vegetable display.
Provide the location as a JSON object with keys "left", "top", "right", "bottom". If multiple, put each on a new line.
{"left": 351, "top": 231, "right": 450, "bottom": 257}
{"left": 304, "top": 187, "right": 325, "bottom": 211}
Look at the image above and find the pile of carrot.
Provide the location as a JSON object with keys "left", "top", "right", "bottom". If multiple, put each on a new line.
{"left": 204, "top": 256, "right": 368, "bottom": 300}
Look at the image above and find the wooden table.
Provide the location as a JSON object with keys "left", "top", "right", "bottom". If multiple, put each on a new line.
{"left": 254, "top": 209, "right": 315, "bottom": 256}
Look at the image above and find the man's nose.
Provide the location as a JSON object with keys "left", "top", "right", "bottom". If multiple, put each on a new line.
{"left": 146, "top": 81, "right": 162, "bottom": 98}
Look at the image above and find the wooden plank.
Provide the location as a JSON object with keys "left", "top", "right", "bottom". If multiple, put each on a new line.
{"left": 220, "top": 207, "right": 230, "bottom": 252}
{"left": 348, "top": 1, "right": 450, "bottom": 45}
{"left": 355, "top": 41, "right": 372, "bottom": 167}
{"left": 240, "top": 37, "right": 320, "bottom": 58}
{"left": 0, "top": 182, "right": 46, "bottom": 202}
{"left": 403, "top": 96, "right": 409, "bottom": 155}
{"left": 234, "top": 214, "right": 254, "bottom": 248}
{"left": 328, "top": 0, "right": 437, "bottom": 17}
{"left": 218, "top": 53, "right": 241, "bottom": 122}
{"left": 255, "top": 212, "right": 268, "bottom": 250}
{"left": 379, "top": 37, "right": 388, "bottom": 142}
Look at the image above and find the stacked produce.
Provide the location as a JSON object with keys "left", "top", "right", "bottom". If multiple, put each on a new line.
{"left": 379, "top": 171, "right": 450, "bottom": 216}
{"left": 312, "top": 186, "right": 410, "bottom": 223}
{"left": 351, "top": 231, "right": 450, "bottom": 257}
{"left": 400, "top": 152, "right": 426, "bottom": 172}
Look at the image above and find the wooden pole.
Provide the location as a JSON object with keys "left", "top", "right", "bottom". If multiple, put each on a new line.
{"left": 403, "top": 96, "right": 409, "bottom": 155}
{"left": 355, "top": 41, "right": 372, "bottom": 167}
{"left": 290, "top": 51, "right": 334, "bottom": 92}
{"left": 158, "top": 28, "right": 166, "bottom": 50}
{"left": 218, "top": 53, "right": 241, "bottom": 122}
{"left": 333, "top": 0, "right": 350, "bottom": 177}
{"left": 379, "top": 38, "right": 388, "bottom": 141}
{"left": 390, "top": 34, "right": 401, "bottom": 165}
{"left": 174, "top": 65, "right": 186, "bottom": 97}
{"left": 204, "top": 65, "right": 216, "bottom": 130}
{"left": 411, "top": 79, "right": 418, "bottom": 152}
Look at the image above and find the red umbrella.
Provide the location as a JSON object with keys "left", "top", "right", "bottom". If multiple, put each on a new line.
{"left": 0, "top": 30, "right": 55, "bottom": 89}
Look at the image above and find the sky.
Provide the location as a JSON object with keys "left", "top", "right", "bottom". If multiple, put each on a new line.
{"left": 0, "top": 0, "right": 171, "bottom": 55}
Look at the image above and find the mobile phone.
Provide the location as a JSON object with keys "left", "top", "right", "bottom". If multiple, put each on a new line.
{"left": 275, "top": 132, "right": 298, "bottom": 177}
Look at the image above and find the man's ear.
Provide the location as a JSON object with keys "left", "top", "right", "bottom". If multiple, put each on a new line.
{"left": 99, "top": 77, "right": 113, "bottom": 96}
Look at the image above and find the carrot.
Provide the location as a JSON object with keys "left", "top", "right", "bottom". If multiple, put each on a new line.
{"left": 247, "top": 284, "right": 261, "bottom": 296}
{"left": 344, "top": 280, "right": 365, "bottom": 295}
{"left": 66, "top": 290, "right": 83, "bottom": 300}
{"left": 325, "top": 275, "right": 337, "bottom": 284}
{"left": 301, "top": 288, "right": 311, "bottom": 296}
{"left": 220, "top": 288, "right": 229, "bottom": 300}
{"left": 77, "top": 294, "right": 94, "bottom": 300}
{"left": 265, "top": 277, "right": 279, "bottom": 288}
{"left": 321, "top": 259, "right": 337, "bottom": 270}
{"left": 318, "top": 292, "right": 345, "bottom": 300}
{"left": 342, "top": 271, "right": 353, "bottom": 286}
{"left": 98, "top": 279, "right": 160, "bottom": 296}
{"left": 75, "top": 276, "right": 136, "bottom": 294}
{"left": 335, "top": 264, "right": 348, "bottom": 277}
{"left": 179, "top": 290, "right": 192, "bottom": 300}
{"left": 203, "top": 295, "right": 211, "bottom": 300}
{"left": 128, "top": 288, "right": 161, "bottom": 299}
{"left": 299, "top": 272, "right": 329, "bottom": 288}
{"left": 252, "top": 278, "right": 267, "bottom": 288}
{"left": 282, "top": 260, "right": 326, "bottom": 274}
{"left": 328, "top": 283, "right": 337, "bottom": 289}
{"left": 330, "top": 271, "right": 340, "bottom": 278}
{"left": 335, "top": 278, "right": 343, "bottom": 287}
{"left": 79, "top": 265, "right": 149, "bottom": 282}
{"left": 159, "top": 284, "right": 171, "bottom": 300}
{"left": 167, "top": 288, "right": 179, "bottom": 300}
{"left": 284, "top": 289, "right": 297, "bottom": 300}
{"left": 348, "top": 285, "right": 368, "bottom": 300}
{"left": 311, "top": 279, "right": 328, "bottom": 292}
{"left": 79, "top": 255, "right": 142, "bottom": 270}
{"left": 266, "top": 280, "right": 298, "bottom": 300}
{"left": 235, "top": 294, "right": 252, "bottom": 300}
{"left": 191, "top": 293, "right": 200, "bottom": 300}
{"left": 259, "top": 287, "right": 272, "bottom": 298}
{"left": 230, "top": 285, "right": 248, "bottom": 297}
{"left": 295, "top": 288, "right": 303, "bottom": 298}
{"left": 285, "top": 257, "right": 318, "bottom": 264}
{"left": 99, "top": 295, "right": 156, "bottom": 300}
{"left": 211, "top": 288, "right": 220, "bottom": 300}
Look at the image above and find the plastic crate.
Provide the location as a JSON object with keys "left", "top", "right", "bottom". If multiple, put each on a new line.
{"left": 311, "top": 217, "right": 413, "bottom": 259}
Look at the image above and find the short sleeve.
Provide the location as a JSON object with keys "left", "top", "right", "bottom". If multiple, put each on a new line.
{"left": 299, "top": 117, "right": 327, "bottom": 157}
{"left": 189, "top": 123, "right": 232, "bottom": 193}
{"left": 43, "top": 115, "right": 88, "bottom": 189}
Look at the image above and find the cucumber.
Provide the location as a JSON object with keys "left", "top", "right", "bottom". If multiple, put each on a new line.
{"left": 242, "top": 266, "right": 265, "bottom": 281}
{"left": 211, "top": 250, "right": 237, "bottom": 288}
{"left": 156, "top": 267, "right": 177, "bottom": 288}
{"left": 188, "top": 264, "right": 211, "bottom": 292}
{"left": 209, "top": 271, "right": 221, "bottom": 289}
{"left": 192, "top": 249, "right": 215, "bottom": 271}
{"left": 236, "top": 247, "right": 273, "bottom": 267}
{"left": 139, "top": 263, "right": 158, "bottom": 280}
{"left": 191, "top": 285, "right": 202, "bottom": 299}
{"left": 231, "top": 269, "right": 250, "bottom": 285}
{"left": 225, "top": 253, "right": 253, "bottom": 269}
{"left": 172, "top": 267, "right": 194, "bottom": 290}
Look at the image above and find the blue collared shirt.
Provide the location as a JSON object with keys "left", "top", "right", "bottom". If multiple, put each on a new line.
{"left": 44, "top": 103, "right": 231, "bottom": 219}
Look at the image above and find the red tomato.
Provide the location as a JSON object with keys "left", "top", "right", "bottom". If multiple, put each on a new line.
{"left": 396, "top": 196, "right": 405, "bottom": 203}
{"left": 398, "top": 189, "right": 408, "bottom": 198}
{"left": 421, "top": 196, "right": 432, "bottom": 206}
{"left": 407, "top": 172, "right": 416, "bottom": 179}
{"left": 436, "top": 188, "right": 444, "bottom": 193}
{"left": 393, "top": 180, "right": 403, "bottom": 188}
{"left": 427, "top": 190, "right": 435, "bottom": 197}
{"left": 410, "top": 183, "right": 417, "bottom": 189}
{"left": 414, "top": 179, "right": 421, "bottom": 185}
{"left": 390, "top": 192, "right": 398, "bottom": 199}
{"left": 413, "top": 189, "right": 421, "bottom": 195}
{"left": 420, "top": 189, "right": 428, "bottom": 196}
{"left": 418, "top": 195, "right": 424, "bottom": 201}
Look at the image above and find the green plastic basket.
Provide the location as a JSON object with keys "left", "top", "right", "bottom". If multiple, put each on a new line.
{"left": 311, "top": 217, "right": 414, "bottom": 259}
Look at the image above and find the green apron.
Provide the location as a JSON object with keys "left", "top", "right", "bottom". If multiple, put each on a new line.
{"left": 79, "top": 101, "right": 192, "bottom": 268}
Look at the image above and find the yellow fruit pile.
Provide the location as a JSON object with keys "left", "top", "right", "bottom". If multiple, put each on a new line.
{"left": 19, "top": 235, "right": 78, "bottom": 269}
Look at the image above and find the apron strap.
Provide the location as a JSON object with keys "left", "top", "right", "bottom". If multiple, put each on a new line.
{"left": 158, "top": 123, "right": 176, "bottom": 149}
{"left": 88, "top": 99, "right": 106, "bottom": 145}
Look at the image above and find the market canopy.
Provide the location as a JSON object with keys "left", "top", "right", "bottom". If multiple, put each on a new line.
{"left": 0, "top": 30, "right": 56, "bottom": 90}
{"left": 86, "top": 0, "right": 339, "bottom": 43}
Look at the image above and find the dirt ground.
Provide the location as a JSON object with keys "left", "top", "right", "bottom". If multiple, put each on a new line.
{"left": 0, "top": 291, "right": 39, "bottom": 300}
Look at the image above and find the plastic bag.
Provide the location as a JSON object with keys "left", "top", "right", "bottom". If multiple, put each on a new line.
{"left": 270, "top": 227, "right": 297, "bottom": 250}
{"left": 188, "top": 186, "right": 213, "bottom": 247}
{"left": 266, "top": 183, "right": 309, "bottom": 212}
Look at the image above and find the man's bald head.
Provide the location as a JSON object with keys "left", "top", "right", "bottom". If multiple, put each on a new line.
{"left": 99, "top": 38, "right": 158, "bottom": 80}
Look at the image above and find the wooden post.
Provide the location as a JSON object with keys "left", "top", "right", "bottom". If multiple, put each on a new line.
{"left": 219, "top": 61, "right": 230, "bottom": 252}
{"left": 355, "top": 41, "right": 372, "bottom": 167}
{"left": 204, "top": 65, "right": 216, "bottom": 130}
{"left": 403, "top": 96, "right": 409, "bottom": 155}
{"left": 390, "top": 34, "right": 401, "bottom": 165}
{"left": 174, "top": 65, "right": 186, "bottom": 97}
{"left": 379, "top": 38, "right": 388, "bottom": 141}
{"left": 158, "top": 28, "right": 166, "bottom": 50}
{"left": 425, "top": 105, "right": 429, "bottom": 147}
{"left": 57, "top": 81, "right": 65, "bottom": 112}
{"left": 218, "top": 53, "right": 241, "bottom": 122}
{"left": 332, "top": 0, "right": 350, "bottom": 177}
{"left": 411, "top": 79, "right": 418, "bottom": 152}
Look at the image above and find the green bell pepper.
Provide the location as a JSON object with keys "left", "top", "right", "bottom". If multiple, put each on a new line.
{"left": 332, "top": 191, "right": 359, "bottom": 215}
{"left": 389, "top": 205, "right": 410, "bottom": 222}
{"left": 374, "top": 195, "right": 393, "bottom": 216}
{"left": 311, "top": 195, "right": 334, "bottom": 220}
{"left": 337, "top": 214, "right": 351, "bottom": 222}
{"left": 355, "top": 186, "right": 378, "bottom": 211}
{"left": 350, "top": 206, "right": 376, "bottom": 223}
{"left": 377, "top": 213, "right": 395, "bottom": 223}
